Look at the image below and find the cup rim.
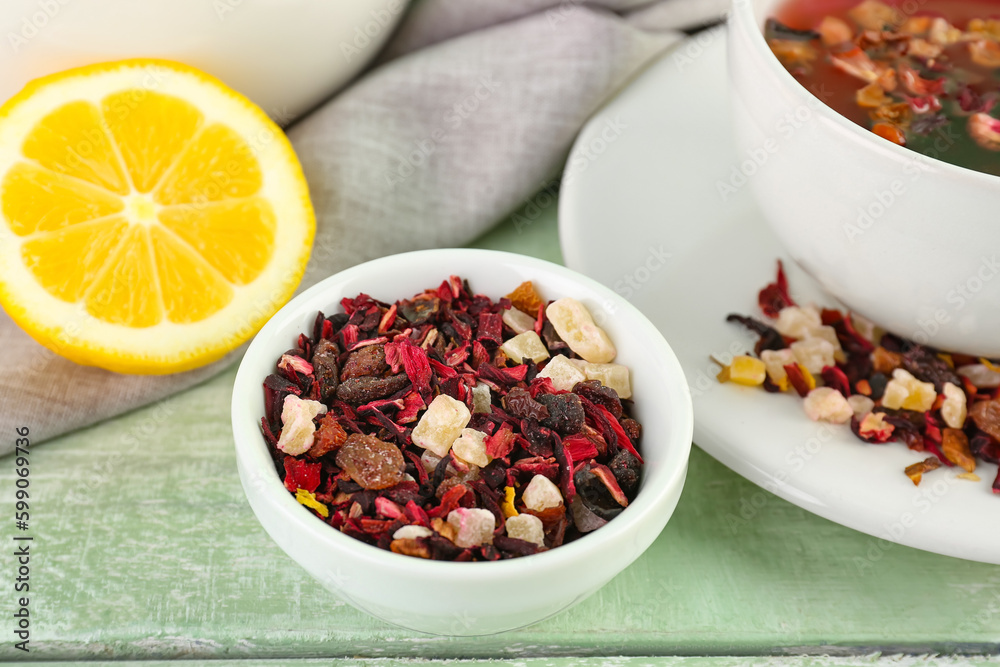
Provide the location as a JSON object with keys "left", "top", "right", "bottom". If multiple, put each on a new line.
{"left": 729, "top": 0, "right": 1000, "bottom": 188}
{"left": 231, "top": 248, "right": 693, "bottom": 581}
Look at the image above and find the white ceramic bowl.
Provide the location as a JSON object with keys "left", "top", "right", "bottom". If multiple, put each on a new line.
{"left": 729, "top": 0, "right": 1000, "bottom": 356}
{"left": 231, "top": 249, "right": 693, "bottom": 635}
{"left": 0, "top": 0, "right": 408, "bottom": 118}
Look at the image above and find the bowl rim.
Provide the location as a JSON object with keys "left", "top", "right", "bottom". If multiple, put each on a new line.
{"left": 729, "top": 0, "right": 1000, "bottom": 188}
{"left": 232, "top": 247, "right": 693, "bottom": 580}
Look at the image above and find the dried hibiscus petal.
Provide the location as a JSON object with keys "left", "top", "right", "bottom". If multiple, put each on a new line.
{"left": 758, "top": 260, "right": 796, "bottom": 318}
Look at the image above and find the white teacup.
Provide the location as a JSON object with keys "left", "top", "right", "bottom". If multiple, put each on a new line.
{"left": 729, "top": 0, "right": 1000, "bottom": 357}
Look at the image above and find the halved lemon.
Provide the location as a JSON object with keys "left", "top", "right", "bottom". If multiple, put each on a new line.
{"left": 0, "top": 59, "right": 315, "bottom": 374}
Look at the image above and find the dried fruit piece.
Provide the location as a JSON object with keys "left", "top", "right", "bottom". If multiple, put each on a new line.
{"left": 882, "top": 369, "right": 936, "bottom": 412}
{"left": 340, "top": 344, "right": 388, "bottom": 381}
{"left": 336, "top": 373, "right": 410, "bottom": 405}
{"left": 537, "top": 354, "right": 588, "bottom": 392}
{"left": 538, "top": 393, "right": 585, "bottom": 435}
{"left": 506, "top": 281, "right": 545, "bottom": 315}
{"left": 847, "top": 394, "right": 875, "bottom": 419}
{"left": 522, "top": 474, "right": 563, "bottom": 512}
{"left": 761, "top": 348, "right": 796, "bottom": 388}
{"left": 276, "top": 395, "right": 328, "bottom": 455}
{"left": 803, "top": 387, "right": 853, "bottom": 424}
{"left": 969, "top": 113, "right": 1000, "bottom": 151}
{"left": 905, "top": 456, "right": 941, "bottom": 486}
{"left": 499, "top": 330, "right": 550, "bottom": 364}
{"left": 942, "top": 428, "right": 976, "bottom": 473}
{"left": 335, "top": 433, "right": 406, "bottom": 490}
{"left": 791, "top": 338, "right": 836, "bottom": 375}
{"left": 312, "top": 339, "right": 340, "bottom": 402}
{"left": 774, "top": 306, "right": 822, "bottom": 338}
{"left": 471, "top": 382, "right": 492, "bottom": 414}
{"left": 501, "top": 485, "right": 518, "bottom": 518}
{"left": 847, "top": 0, "right": 902, "bottom": 30}
{"left": 970, "top": 39, "right": 1000, "bottom": 68}
{"left": 505, "top": 513, "right": 545, "bottom": 547}
{"left": 940, "top": 383, "right": 968, "bottom": 429}
{"left": 872, "top": 122, "right": 906, "bottom": 145}
{"left": 411, "top": 394, "right": 472, "bottom": 457}
{"left": 856, "top": 82, "right": 890, "bottom": 108}
{"left": 502, "top": 306, "right": 536, "bottom": 335}
{"left": 546, "top": 298, "right": 616, "bottom": 363}
{"left": 309, "top": 412, "right": 347, "bottom": 457}
{"left": 970, "top": 399, "right": 1000, "bottom": 441}
{"left": 447, "top": 507, "right": 496, "bottom": 547}
{"left": 857, "top": 411, "right": 894, "bottom": 442}
{"left": 577, "top": 362, "right": 632, "bottom": 399}
{"left": 818, "top": 16, "right": 853, "bottom": 45}
{"left": 451, "top": 428, "right": 491, "bottom": 467}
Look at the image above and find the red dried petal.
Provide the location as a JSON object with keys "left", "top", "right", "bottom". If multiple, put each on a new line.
{"left": 784, "top": 363, "right": 811, "bottom": 398}
{"left": 284, "top": 457, "right": 322, "bottom": 493}
{"left": 590, "top": 462, "right": 628, "bottom": 507}
{"left": 594, "top": 404, "right": 643, "bottom": 464}
{"left": 398, "top": 339, "right": 433, "bottom": 399}
{"left": 485, "top": 422, "right": 517, "bottom": 459}
{"left": 821, "top": 366, "right": 851, "bottom": 397}
{"left": 375, "top": 496, "right": 405, "bottom": 519}
{"left": 405, "top": 500, "right": 431, "bottom": 526}
{"left": 758, "top": 260, "right": 796, "bottom": 318}
{"left": 477, "top": 311, "right": 503, "bottom": 345}
{"left": 562, "top": 434, "right": 599, "bottom": 462}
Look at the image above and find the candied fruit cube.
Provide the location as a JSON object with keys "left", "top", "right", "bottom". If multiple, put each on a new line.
{"left": 546, "top": 297, "right": 616, "bottom": 363}
{"left": 276, "top": 395, "right": 329, "bottom": 455}
{"left": 803, "top": 387, "right": 853, "bottom": 424}
{"left": 538, "top": 354, "right": 588, "bottom": 392}
{"left": 847, "top": 394, "right": 875, "bottom": 419}
{"left": 451, "top": 428, "right": 491, "bottom": 467}
{"left": 522, "top": 474, "right": 563, "bottom": 512}
{"left": 790, "top": 338, "right": 835, "bottom": 374}
{"left": 774, "top": 306, "right": 821, "bottom": 338}
{"left": 882, "top": 369, "right": 936, "bottom": 412}
{"left": 761, "top": 348, "right": 795, "bottom": 385}
{"left": 579, "top": 361, "right": 632, "bottom": 398}
{"left": 411, "top": 394, "right": 472, "bottom": 457}
{"left": 726, "top": 356, "right": 767, "bottom": 386}
{"left": 471, "top": 382, "right": 492, "bottom": 414}
{"left": 940, "top": 382, "right": 968, "bottom": 429}
{"left": 500, "top": 330, "right": 550, "bottom": 364}
{"left": 393, "top": 525, "right": 433, "bottom": 540}
{"left": 505, "top": 513, "right": 545, "bottom": 547}
{"left": 502, "top": 307, "right": 536, "bottom": 335}
{"left": 447, "top": 507, "right": 496, "bottom": 547}
{"left": 804, "top": 325, "right": 844, "bottom": 361}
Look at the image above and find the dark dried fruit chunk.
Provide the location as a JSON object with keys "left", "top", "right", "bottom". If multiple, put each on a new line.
{"left": 340, "top": 344, "right": 388, "bottom": 381}
{"left": 505, "top": 386, "right": 549, "bottom": 421}
{"left": 538, "top": 392, "right": 585, "bottom": 435}
{"left": 609, "top": 449, "right": 641, "bottom": 497}
{"left": 312, "top": 339, "right": 340, "bottom": 402}
{"left": 335, "top": 434, "right": 406, "bottom": 490}
{"left": 309, "top": 413, "right": 347, "bottom": 458}
{"left": 901, "top": 346, "right": 961, "bottom": 392}
{"left": 573, "top": 380, "right": 622, "bottom": 418}
{"left": 574, "top": 465, "right": 625, "bottom": 521}
{"left": 336, "top": 373, "right": 410, "bottom": 405}
{"left": 970, "top": 399, "right": 1000, "bottom": 441}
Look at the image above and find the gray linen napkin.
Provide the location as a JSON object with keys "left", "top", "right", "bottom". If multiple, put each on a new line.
{"left": 0, "top": 0, "right": 726, "bottom": 450}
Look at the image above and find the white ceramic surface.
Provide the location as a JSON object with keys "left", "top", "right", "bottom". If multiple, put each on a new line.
{"left": 0, "top": 0, "right": 408, "bottom": 118}
{"left": 729, "top": 0, "right": 1000, "bottom": 357}
{"left": 559, "top": 28, "right": 1000, "bottom": 565}
{"left": 232, "top": 249, "right": 693, "bottom": 635}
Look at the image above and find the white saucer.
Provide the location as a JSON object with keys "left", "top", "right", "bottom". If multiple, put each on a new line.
{"left": 559, "top": 26, "right": 1000, "bottom": 565}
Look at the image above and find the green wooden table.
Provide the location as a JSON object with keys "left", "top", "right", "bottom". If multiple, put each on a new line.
{"left": 2, "top": 198, "right": 999, "bottom": 665}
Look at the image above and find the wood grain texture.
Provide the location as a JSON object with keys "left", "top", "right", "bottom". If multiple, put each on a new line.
{"left": 1, "top": 202, "right": 998, "bottom": 661}
{"left": 18, "top": 658, "right": 1000, "bottom": 667}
